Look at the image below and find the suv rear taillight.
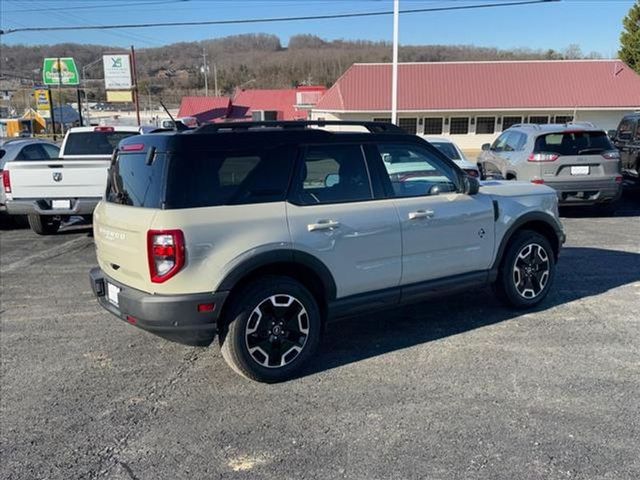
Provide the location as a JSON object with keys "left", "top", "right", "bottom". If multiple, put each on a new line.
{"left": 1, "top": 170, "right": 10, "bottom": 193}
{"left": 528, "top": 153, "right": 559, "bottom": 162}
{"left": 601, "top": 150, "right": 620, "bottom": 160}
{"left": 147, "top": 229, "right": 185, "bottom": 283}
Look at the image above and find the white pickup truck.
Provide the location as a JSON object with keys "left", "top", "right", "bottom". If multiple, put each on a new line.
{"left": 3, "top": 126, "right": 149, "bottom": 234}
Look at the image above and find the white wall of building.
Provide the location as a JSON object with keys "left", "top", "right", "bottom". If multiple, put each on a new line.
{"left": 312, "top": 109, "right": 636, "bottom": 153}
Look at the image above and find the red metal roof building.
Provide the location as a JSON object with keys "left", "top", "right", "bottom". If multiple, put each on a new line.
{"left": 228, "top": 86, "right": 327, "bottom": 121}
{"left": 312, "top": 60, "right": 640, "bottom": 150}
{"left": 178, "top": 86, "right": 327, "bottom": 124}
{"left": 177, "top": 96, "right": 231, "bottom": 123}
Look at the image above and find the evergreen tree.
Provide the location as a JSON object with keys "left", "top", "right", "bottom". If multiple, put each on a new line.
{"left": 619, "top": 0, "right": 640, "bottom": 73}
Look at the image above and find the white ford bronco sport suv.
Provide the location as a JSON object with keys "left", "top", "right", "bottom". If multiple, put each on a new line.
{"left": 90, "top": 121, "right": 565, "bottom": 383}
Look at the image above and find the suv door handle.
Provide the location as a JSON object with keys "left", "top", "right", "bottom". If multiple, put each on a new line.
{"left": 307, "top": 220, "right": 341, "bottom": 232}
{"left": 408, "top": 210, "right": 434, "bottom": 220}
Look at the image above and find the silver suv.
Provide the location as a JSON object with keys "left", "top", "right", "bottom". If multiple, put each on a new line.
{"left": 89, "top": 121, "right": 565, "bottom": 382}
{"left": 478, "top": 123, "right": 622, "bottom": 207}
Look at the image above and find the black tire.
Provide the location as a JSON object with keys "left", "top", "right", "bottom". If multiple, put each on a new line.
{"left": 219, "top": 276, "right": 322, "bottom": 383}
{"left": 82, "top": 215, "right": 93, "bottom": 224}
{"left": 27, "top": 214, "right": 61, "bottom": 235}
{"left": 494, "top": 230, "right": 555, "bottom": 309}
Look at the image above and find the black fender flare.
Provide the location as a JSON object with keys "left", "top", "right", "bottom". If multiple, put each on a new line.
{"left": 216, "top": 249, "right": 337, "bottom": 301}
{"left": 490, "top": 211, "right": 565, "bottom": 275}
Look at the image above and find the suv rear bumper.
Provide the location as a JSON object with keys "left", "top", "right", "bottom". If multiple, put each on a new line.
{"left": 6, "top": 197, "right": 100, "bottom": 216}
{"left": 89, "top": 267, "right": 229, "bottom": 346}
{"left": 545, "top": 178, "right": 622, "bottom": 205}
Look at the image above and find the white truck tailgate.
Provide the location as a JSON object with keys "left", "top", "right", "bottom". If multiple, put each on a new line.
{"left": 7, "top": 160, "right": 110, "bottom": 199}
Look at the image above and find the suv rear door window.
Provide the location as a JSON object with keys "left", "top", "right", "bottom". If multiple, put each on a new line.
{"left": 165, "top": 147, "right": 293, "bottom": 209}
{"left": 107, "top": 152, "right": 166, "bottom": 208}
{"left": 64, "top": 131, "right": 138, "bottom": 156}
{"left": 292, "top": 144, "right": 373, "bottom": 205}
{"left": 534, "top": 131, "right": 613, "bottom": 156}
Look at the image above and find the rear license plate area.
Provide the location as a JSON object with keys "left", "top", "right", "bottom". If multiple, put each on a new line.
{"left": 107, "top": 282, "right": 120, "bottom": 306}
{"left": 570, "top": 166, "right": 589, "bottom": 175}
{"left": 51, "top": 199, "right": 71, "bottom": 209}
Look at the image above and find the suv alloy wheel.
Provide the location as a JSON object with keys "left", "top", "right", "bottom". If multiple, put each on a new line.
{"left": 219, "top": 276, "right": 321, "bottom": 382}
{"left": 495, "top": 230, "right": 556, "bottom": 308}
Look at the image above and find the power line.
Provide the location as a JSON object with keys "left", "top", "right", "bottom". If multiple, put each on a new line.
{"left": 2, "top": 0, "right": 183, "bottom": 14}
{"left": 0, "top": 0, "right": 559, "bottom": 35}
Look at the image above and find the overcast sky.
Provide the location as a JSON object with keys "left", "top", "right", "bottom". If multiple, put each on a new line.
{"left": 0, "top": 0, "right": 634, "bottom": 57}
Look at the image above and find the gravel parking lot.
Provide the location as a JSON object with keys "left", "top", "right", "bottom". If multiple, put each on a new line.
{"left": 1, "top": 191, "right": 639, "bottom": 480}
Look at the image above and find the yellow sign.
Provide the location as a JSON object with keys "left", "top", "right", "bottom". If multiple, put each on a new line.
{"left": 106, "top": 90, "right": 133, "bottom": 103}
{"left": 34, "top": 89, "right": 51, "bottom": 118}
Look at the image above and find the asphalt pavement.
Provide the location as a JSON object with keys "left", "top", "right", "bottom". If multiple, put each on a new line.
{"left": 1, "top": 191, "right": 639, "bottom": 480}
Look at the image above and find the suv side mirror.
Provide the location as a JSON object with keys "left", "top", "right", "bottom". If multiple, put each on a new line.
{"left": 463, "top": 175, "right": 480, "bottom": 195}
{"left": 607, "top": 130, "right": 617, "bottom": 140}
{"left": 481, "top": 143, "right": 491, "bottom": 151}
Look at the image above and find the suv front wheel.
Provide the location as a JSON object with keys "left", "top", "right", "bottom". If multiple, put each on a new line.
{"left": 219, "top": 276, "right": 321, "bottom": 383}
{"left": 494, "top": 230, "right": 556, "bottom": 308}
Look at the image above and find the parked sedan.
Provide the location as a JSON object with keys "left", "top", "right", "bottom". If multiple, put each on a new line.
{"left": 0, "top": 139, "right": 60, "bottom": 214}
{"left": 419, "top": 135, "right": 480, "bottom": 177}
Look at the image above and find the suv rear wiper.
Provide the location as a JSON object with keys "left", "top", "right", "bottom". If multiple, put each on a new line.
{"left": 578, "top": 148, "right": 605, "bottom": 155}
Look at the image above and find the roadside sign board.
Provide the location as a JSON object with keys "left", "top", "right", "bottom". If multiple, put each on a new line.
{"left": 42, "top": 58, "right": 80, "bottom": 86}
{"left": 34, "top": 88, "right": 51, "bottom": 118}
{"left": 103, "top": 54, "right": 132, "bottom": 89}
{"left": 106, "top": 90, "right": 133, "bottom": 103}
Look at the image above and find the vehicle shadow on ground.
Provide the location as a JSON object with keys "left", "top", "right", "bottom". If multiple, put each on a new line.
{"left": 560, "top": 187, "right": 640, "bottom": 219}
{"left": 302, "top": 246, "right": 640, "bottom": 379}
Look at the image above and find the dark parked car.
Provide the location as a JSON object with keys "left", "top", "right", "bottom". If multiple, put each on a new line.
{"left": 611, "top": 113, "right": 640, "bottom": 183}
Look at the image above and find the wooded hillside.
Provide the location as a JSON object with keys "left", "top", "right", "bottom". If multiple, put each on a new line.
{"left": 1, "top": 34, "right": 601, "bottom": 107}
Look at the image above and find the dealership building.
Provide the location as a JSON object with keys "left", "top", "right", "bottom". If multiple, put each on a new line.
{"left": 311, "top": 60, "right": 640, "bottom": 151}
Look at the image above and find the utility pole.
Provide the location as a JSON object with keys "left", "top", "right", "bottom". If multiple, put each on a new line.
{"left": 391, "top": 0, "right": 399, "bottom": 125}
{"left": 202, "top": 48, "right": 209, "bottom": 96}
{"left": 131, "top": 45, "right": 141, "bottom": 126}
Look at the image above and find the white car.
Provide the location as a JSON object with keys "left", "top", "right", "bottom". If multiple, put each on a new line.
{"left": 419, "top": 136, "right": 480, "bottom": 177}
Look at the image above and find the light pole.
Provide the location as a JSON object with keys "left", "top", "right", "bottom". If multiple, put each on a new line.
{"left": 201, "top": 48, "right": 209, "bottom": 96}
{"left": 391, "top": 0, "right": 399, "bottom": 125}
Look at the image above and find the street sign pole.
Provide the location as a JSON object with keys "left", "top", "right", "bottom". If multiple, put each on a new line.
{"left": 77, "top": 88, "right": 84, "bottom": 126}
{"left": 57, "top": 57, "right": 65, "bottom": 136}
{"left": 48, "top": 87, "right": 57, "bottom": 141}
{"left": 131, "top": 46, "right": 141, "bottom": 126}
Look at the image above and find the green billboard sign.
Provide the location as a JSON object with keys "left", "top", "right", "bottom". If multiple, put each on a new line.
{"left": 42, "top": 58, "right": 79, "bottom": 86}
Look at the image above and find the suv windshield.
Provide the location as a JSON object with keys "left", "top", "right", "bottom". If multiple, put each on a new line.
{"left": 64, "top": 131, "right": 138, "bottom": 156}
{"left": 534, "top": 131, "right": 613, "bottom": 156}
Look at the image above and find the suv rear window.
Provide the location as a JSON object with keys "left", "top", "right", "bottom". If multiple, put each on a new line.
{"left": 64, "top": 131, "right": 138, "bottom": 156}
{"left": 106, "top": 146, "right": 294, "bottom": 209}
{"left": 534, "top": 131, "right": 613, "bottom": 156}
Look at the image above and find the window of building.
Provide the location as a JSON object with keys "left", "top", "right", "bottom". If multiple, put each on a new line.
{"left": 423, "top": 117, "right": 443, "bottom": 135}
{"left": 476, "top": 117, "right": 496, "bottom": 134}
{"left": 529, "top": 115, "right": 549, "bottom": 125}
{"left": 397, "top": 118, "right": 418, "bottom": 134}
{"left": 449, "top": 117, "right": 469, "bottom": 135}
{"left": 373, "top": 117, "right": 391, "bottom": 123}
{"left": 502, "top": 116, "right": 522, "bottom": 131}
{"left": 553, "top": 115, "right": 573, "bottom": 124}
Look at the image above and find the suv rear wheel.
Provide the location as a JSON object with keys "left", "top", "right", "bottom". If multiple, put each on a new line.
{"left": 494, "top": 230, "right": 555, "bottom": 308}
{"left": 28, "top": 214, "right": 60, "bottom": 235}
{"left": 219, "top": 276, "right": 321, "bottom": 383}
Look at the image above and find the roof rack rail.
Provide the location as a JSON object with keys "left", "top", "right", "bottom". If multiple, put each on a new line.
{"left": 564, "top": 121, "right": 596, "bottom": 128}
{"left": 193, "top": 120, "right": 406, "bottom": 134}
{"left": 510, "top": 123, "right": 542, "bottom": 130}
